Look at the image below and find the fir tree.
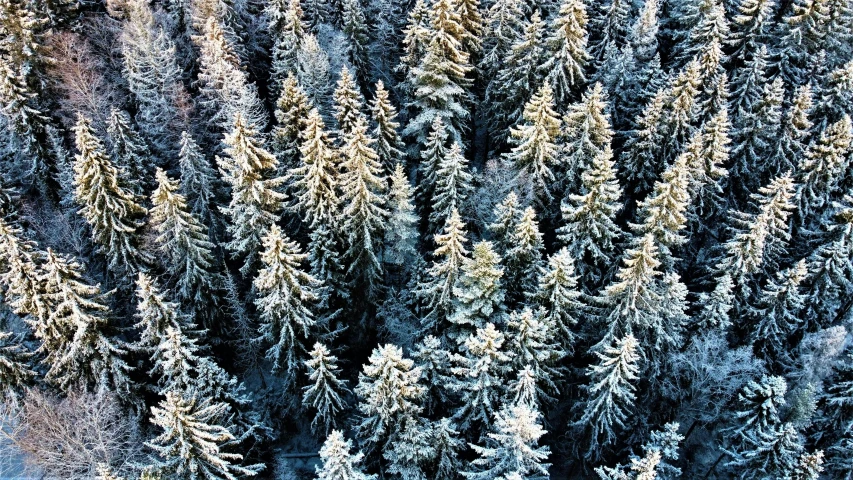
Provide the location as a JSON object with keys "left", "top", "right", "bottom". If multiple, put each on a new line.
{"left": 333, "top": 66, "right": 366, "bottom": 137}
{"left": 398, "top": 0, "right": 432, "bottom": 89}
{"left": 621, "top": 89, "right": 667, "bottom": 195}
{"left": 449, "top": 240, "right": 505, "bottom": 342}
{"left": 454, "top": 0, "right": 484, "bottom": 55}
{"left": 507, "top": 307, "right": 565, "bottom": 402}
{"left": 297, "top": 34, "right": 333, "bottom": 108}
{"left": 417, "top": 209, "right": 469, "bottom": 332}
{"left": 463, "top": 404, "right": 551, "bottom": 479}
{"left": 505, "top": 84, "right": 561, "bottom": 206}
{"left": 412, "top": 335, "right": 452, "bottom": 413}
{"left": 289, "top": 108, "right": 340, "bottom": 229}
{"left": 338, "top": 115, "right": 387, "bottom": 297}
{"left": 634, "top": 152, "right": 691, "bottom": 266}
{"left": 134, "top": 272, "right": 193, "bottom": 351}
{"left": 146, "top": 391, "right": 262, "bottom": 479}
{"left": 730, "top": 0, "right": 776, "bottom": 64}
{"left": 797, "top": 115, "right": 852, "bottom": 225}
{"left": 685, "top": 108, "right": 731, "bottom": 224}
{"left": 416, "top": 116, "right": 449, "bottom": 211}
{"left": 429, "top": 142, "right": 473, "bottom": 231}
{"left": 730, "top": 77, "right": 785, "bottom": 195}
{"left": 576, "top": 334, "right": 640, "bottom": 460}
{"left": 271, "top": 73, "right": 312, "bottom": 174}
{"left": 150, "top": 168, "right": 220, "bottom": 313}
{"left": 178, "top": 131, "right": 219, "bottom": 229}
{"left": 303, "top": 342, "right": 349, "bottom": 434}
{"left": 536, "top": 248, "right": 584, "bottom": 349}
{"left": 268, "top": 0, "right": 307, "bottom": 92}
{"left": 106, "top": 108, "right": 152, "bottom": 195}
{"left": 727, "top": 422, "right": 804, "bottom": 479}
{"left": 383, "top": 163, "right": 419, "bottom": 268}
{"left": 558, "top": 145, "right": 623, "bottom": 283}
{"left": 72, "top": 115, "right": 148, "bottom": 276}
{"left": 479, "top": 0, "right": 524, "bottom": 81}
{"left": 588, "top": 0, "right": 630, "bottom": 64}
{"left": 789, "top": 451, "right": 825, "bottom": 480}
{"left": 560, "top": 82, "right": 614, "bottom": 194}
{"left": 218, "top": 114, "right": 286, "bottom": 276}
{"left": 341, "top": 0, "right": 369, "bottom": 85}
{"left": 0, "top": 331, "right": 34, "bottom": 395}
{"left": 505, "top": 207, "right": 545, "bottom": 301}
{"left": 488, "top": 191, "right": 522, "bottom": 255}
{"left": 433, "top": 418, "right": 464, "bottom": 480}
{"left": 751, "top": 260, "right": 808, "bottom": 365}
{"left": 773, "top": 84, "right": 813, "bottom": 174}
{"left": 542, "top": 0, "right": 588, "bottom": 106}
{"left": 773, "top": 0, "right": 830, "bottom": 86}
{"left": 370, "top": 81, "right": 404, "bottom": 169}
{"left": 448, "top": 322, "right": 513, "bottom": 430}
{"left": 316, "top": 430, "right": 376, "bottom": 480}
{"left": 254, "top": 224, "right": 318, "bottom": 385}
{"left": 354, "top": 344, "right": 425, "bottom": 447}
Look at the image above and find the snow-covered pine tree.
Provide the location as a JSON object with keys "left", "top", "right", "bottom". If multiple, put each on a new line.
{"left": 448, "top": 322, "right": 513, "bottom": 430}
{"left": 150, "top": 168, "right": 221, "bottom": 316}
{"left": 772, "top": 0, "right": 830, "bottom": 86}
{"left": 796, "top": 115, "right": 852, "bottom": 226}
{"left": 505, "top": 207, "right": 545, "bottom": 302}
{"left": 403, "top": 0, "right": 473, "bottom": 146}
{"left": 729, "top": 0, "right": 776, "bottom": 64}
{"left": 730, "top": 77, "right": 784, "bottom": 196}
{"left": 417, "top": 209, "right": 469, "bottom": 332}
{"left": 576, "top": 334, "right": 640, "bottom": 460}
{"left": 178, "top": 131, "right": 219, "bottom": 229}
{"left": 271, "top": 73, "right": 312, "bottom": 175}
{"left": 333, "top": 65, "right": 366, "bottom": 137}
{"left": 695, "top": 273, "right": 735, "bottom": 331}
{"left": 558, "top": 145, "right": 623, "bottom": 284}
{"left": 789, "top": 450, "right": 825, "bottom": 480}
{"left": 316, "top": 430, "right": 376, "bottom": 480}
{"left": 72, "top": 115, "right": 148, "bottom": 276}
{"left": 542, "top": 0, "right": 588, "bottom": 106}
{"left": 218, "top": 114, "right": 286, "bottom": 276}
{"left": 449, "top": 240, "right": 505, "bottom": 342}
{"left": 370, "top": 81, "right": 404, "bottom": 169}
{"left": 0, "top": 331, "right": 34, "bottom": 395}
{"left": 341, "top": 0, "right": 369, "bottom": 85}
{"left": 487, "top": 191, "right": 522, "bottom": 255}
{"left": 120, "top": 0, "right": 182, "bottom": 155}
{"left": 416, "top": 116, "right": 449, "bottom": 212}
{"left": 338, "top": 114, "right": 387, "bottom": 298}
{"left": 398, "top": 0, "right": 432, "bottom": 93}
{"left": 429, "top": 142, "right": 473, "bottom": 231}
{"left": 488, "top": 11, "right": 545, "bottom": 139}
{"left": 685, "top": 107, "right": 731, "bottom": 225}
{"left": 507, "top": 307, "right": 565, "bottom": 403}
{"left": 505, "top": 84, "right": 560, "bottom": 207}
{"left": 303, "top": 342, "right": 350, "bottom": 433}
{"left": 587, "top": 0, "right": 629, "bottom": 64}
{"left": 146, "top": 391, "right": 262, "bottom": 479}
{"left": 354, "top": 344, "right": 425, "bottom": 447}
{"left": 560, "top": 82, "right": 614, "bottom": 195}
{"left": 106, "top": 108, "right": 153, "bottom": 195}
{"left": 620, "top": 89, "right": 667, "bottom": 195}
{"left": 412, "top": 335, "right": 452, "bottom": 413}
{"left": 463, "top": 404, "right": 551, "bottom": 479}
{"left": 0, "top": 218, "right": 48, "bottom": 326}
{"left": 772, "top": 84, "right": 813, "bottom": 175}
{"left": 731, "top": 374, "right": 787, "bottom": 442}
{"left": 134, "top": 272, "right": 194, "bottom": 352}
{"left": 268, "top": 0, "right": 307, "bottom": 93}
{"left": 479, "top": 0, "right": 524, "bottom": 82}
{"left": 750, "top": 259, "right": 808, "bottom": 365}
{"left": 727, "top": 422, "right": 803, "bottom": 479}
{"left": 40, "top": 249, "right": 133, "bottom": 395}
{"left": 804, "top": 197, "right": 853, "bottom": 325}
{"left": 678, "top": 0, "right": 730, "bottom": 63}
{"left": 634, "top": 151, "right": 691, "bottom": 267}
{"left": 454, "top": 0, "right": 483, "bottom": 56}
{"left": 289, "top": 108, "right": 340, "bottom": 229}
{"left": 730, "top": 44, "right": 769, "bottom": 120}
{"left": 535, "top": 248, "right": 584, "bottom": 349}
{"left": 383, "top": 163, "right": 419, "bottom": 269}
{"left": 432, "top": 417, "right": 464, "bottom": 480}
{"left": 254, "top": 224, "right": 318, "bottom": 386}
{"left": 297, "top": 34, "right": 333, "bottom": 109}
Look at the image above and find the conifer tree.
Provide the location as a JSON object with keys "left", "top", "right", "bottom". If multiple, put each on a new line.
{"left": 339, "top": 115, "right": 387, "bottom": 297}
{"left": 536, "top": 248, "right": 584, "bottom": 349}
{"left": 773, "top": 85, "right": 813, "bottom": 174}
{"left": 403, "top": 0, "right": 473, "bottom": 146}
{"left": 730, "top": 77, "right": 784, "bottom": 195}
{"left": 254, "top": 224, "right": 318, "bottom": 385}
{"left": 297, "top": 34, "right": 332, "bottom": 109}
{"left": 370, "top": 81, "right": 404, "bottom": 169}
{"left": 354, "top": 344, "right": 425, "bottom": 447}
{"left": 789, "top": 451, "right": 825, "bottom": 480}
{"left": 134, "top": 272, "right": 194, "bottom": 351}
{"left": 398, "top": 0, "right": 432, "bottom": 90}
{"left": 433, "top": 417, "right": 464, "bottom": 480}
{"left": 685, "top": 108, "right": 731, "bottom": 224}
{"left": 695, "top": 274, "right": 735, "bottom": 330}
{"left": 621, "top": 89, "right": 667, "bottom": 195}
{"left": 271, "top": 74, "right": 312, "bottom": 174}
{"left": 412, "top": 335, "right": 452, "bottom": 413}
{"left": 454, "top": 0, "right": 483, "bottom": 55}
{"left": 488, "top": 191, "right": 522, "bottom": 255}
{"left": 489, "top": 11, "right": 545, "bottom": 137}
{"left": 508, "top": 307, "right": 564, "bottom": 402}
{"left": 479, "top": 0, "right": 524, "bottom": 81}
{"left": 218, "top": 115, "right": 286, "bottom": 276}
{"left": 773, "top": 0, "right": 830, "bottom": 86}
{"left": 416, "top": 116, "right": 449, "bottom": 210}
{"left": 341, "top": 0, "right": 369, "bottom": 85}
{"left": 804, "top": 198, "right": 853, "bottom": 325}
{"left": 40, "top": 249, "right": 133, "bottom": 394}
{"left": 560, "top": 83, "right": 614, "bottom": 193}
{"left": 303, "top": 342, "right": 349, "bottom": 434}
{"left": 730, "top": 44, "right": 769, "bottom": 118}
{"left": 558, "top": 145, "right": 623, "bottom": 283}
{"left": 417, "top": 209, "right": 469, "bottom": 332}
{"left": 542, "top": 0, "right": 588, "bottom": 106}
{"left": 679, "top": 0, "right": 730, "bottom": 62}
{"left": 268, "top": 0, "right": 307, "bottom": 92}
{"left": 463, "top": 404, "right": 551, "bottom": 479}
{"left": 797, "top": 115, "right": 852, "bottom": 225}
{"left": 150, "top": 169, "right": 220, "bottom": 312}
{"left": 449, "top": 241, "right": 505, "bottom": 342}
{"left": 316, "top": 430, "right": 376, "bottom": 480}
{"left": 106, "top": 108, "right": 152, "bottom": 195}
{"left": 506, "top": 84, "right": 561, "bottom": 206}
{"left": 727, "top": 422, "right": 803, "bottom": 479}
{"left": 383, "top": 163, "right": 418, "bottom": 268}
{"left": 588, "top": 0, "right": 630, "bottom": 64}
{"left": 732, "top": 374, "right": 787, "bottom": 442}
{"left": 429, "top": 142, "right": 473, "bottom": 230}
{"left": 0, "top": 218, "right": 48, "bottom": 326}
{"left": 576, "top": 334, "right": 640, "bottom": 460}
{"left": 178, "top": 132, "right": 219, "bottom": 229}
{"left": 634, "top": 152, "right": 691, "bottom": 266}
{"left": 333, "top": 66, "right": 366, "bottom": 137}
{"left": 659, "top": 60, "right": 703, "bottom": 167}
{"left": 751, "top": 260, "right": 808, "bottom": 364}
{"left": 289, "top": 108, "right": 340, "bottom": 229}
{"left": 730, "top": 0, "right": 776, "bottom": 64}
{"left": 147, "top": 391, "right": 261, "bottom": 479}
{"left": 0, "top": 331, "right": 34, "bottom": 395}
{"left": 72, "top": 115, "right": 148, "bottom": 276}
{"left": 505, "top": 207, "right": 545, "bottom": 301}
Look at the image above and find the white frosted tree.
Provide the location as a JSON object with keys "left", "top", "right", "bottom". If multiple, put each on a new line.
{"left": 536, "top": 248, "right": 584, "bottom": 348}
{"left": 507, "top": 307, "right": 565, "bottom": 402}
{"left": 178, "top": 131, "right": 219, "bottom": 229}
{"left": 371, "top": 81, "right": 405, "bottom": 169}
{"left": 0, "top": 331, "right": 34, "bottom": 395}
{"left": 488, "top": 191, "right": 522, "bottom": 255}
{"left": 796, "top": 115, "right": 852, "bottom": 225}
{"left": 560, "top": 82, "right": 614, "bottom": 193}
{"left": 634, "top": 152, "right": 691, "bottom": 267}
{"left": 542, "top": 0, "right": 588, "bottom": 105}
{"left": 106, "top": 107, "right": 153, "bottom": 195}
{"left": 416, "top": 209, "right": 469, "bottom": 331}
{"left": 354, "top": 344, "right": 425, "bottom": 447}
{"left": 448, "top": 323, "right": 513, "bottom": 430}
{"left": 750, "top": 260, "right": 808, "bottom": 365}
{"left": 150, "top": 168, "right": 221, "bottom": 313}
{"left": 505, "top": 84, "right": 561, "bottom": 206}
{"left": 341, "top": 0, "right": 369, "bottom": 84}
{"left": 254, "top": 224, "right": 318, "bottom": 386}
{"left": 134, "top": 272, "right": 194, "bottom": 351}
{"left": 271, "top": 73, "right": 312, "bottom": 174}
{"left": 449, "top": 240, "right": 506, "bottom": 342}
{"left": 303, "top": 342, "right": 349, "bottom": 434}
{"left": 588, "top": 0, "right": 630, "bottom": 64}
{"left": 463, "top": 404, "right": 551, "bottom": 480}
{"left": 316, "top": 430, "right": 376, "bottom": 480}
{"left": 333, "top": 66, "right": 365, "bottom": 137}
{"left": 416, "top": 116, "right": 449, "bottom": 209}
{"left": 289, "top": 108, "right": 340, "bottom": 230}
{"left": 505, "top": 207, "right": 545, "bottom": 301}
{"left": 429, "top": 142, "right": 473, "bottom": 231}
{"left": 383, "top": 163, "right": 419, "bottom": 268}
{"left": 218, "top": 114, "right": 286, "bottom": 276}
{"left": 72, "top": 115, "right": 148, "bottom": 276}
{"left": 576, "top": 334, "right": 640, "bottom": 460}
{"left": 146, "top": 391, "right": 261, "bottom": 480}
{"left": 296, "top": 34, "right": 332, "bottom": 108}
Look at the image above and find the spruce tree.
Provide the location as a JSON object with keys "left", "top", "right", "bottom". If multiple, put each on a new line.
{"left": 134, "top": 272, "right": 194, "bottom": 352}
{"left": 303, "top": 342, "right": 350, "bottom": 434}
{"left": 772, "top": 84, "right": 813, "bottom": 175}
{"left": 634, "top": 152, "right": 691, "bottom": 266}
{"left": 146, "top": 391, "right": 262, "bottom": 479}
{"left": 416, "top": 116, "right": 449, "bottom": 212}
{"left": 271, "top": 73, "right": 312, "bottom": 174}
{"left": 750, "top": 260, "right": 808, "bottom": 365}
{"left": 560, "top": 82, "right": 614, "bottom": 194}
{"left": 773, "top": 0, "right": 830, "bottom": 86}
{"left": 730, "top": 0, "right": 776, "bottom": 64}
{"left": 429, "top": 142, "right": 473, "bottom": 231}
{"left": 333, "top": 66, "right": 365, "bottom": 137}
{"left": 316, "top": 430, "right": 376, "bottom": 480}
{"left": 449, "top": 240, "right": 506, "bottom": 342}
{"left": 150, "top": 168, "right": 220, "bottom": 313}
{"left": 254, "top": 224, "right": 318, "bottom": 385}
{"left": 479, "top": 0, "right": 524, "bottom": 81}
{"left": 507, "top": 307, "right": 565, "bottom": 402}
{"left": 576, "top": 334, "right": 640, "bottom": 460}
{"left": 536, "top": 248, "right": 584, "bottom": 349}
{"left": 106, "top": 108, "right": 152, "bottom": 195}
{"left": 505, "top": 207, "right": 545, "bottom": 301}
{"left": 730, "top": 77, "right": 784, "bottom": 196}
{"left": 621, "top": 89, "right": 667, "bottom": 195}
{"left": 178, "top": 131, "right": 219, "bottom": 229}
{"left": 341, "top": 0, "right": 369, "bottom": 85}
{"left": 268, "top": 0, "right": 307, "bottom": 92}
{"left": 370, "top": 81, "right": 404, "bottom": 169}
{"left": 463, "top": 404, "right": 551, "bottom": 479}
{"left": 338, "top": 115, "right": 387, "bottom": 297}
{"left": 417, "top": 209, "right": 469, "bottom": 332}
{"left": 72, "top": 115, "right": 148, "bottom": 276}
{"left": 0, "top": 331, "right": 34, "bottom": 395}
{"left": 505, "top": 84, "right": 561, "bottom": 206}
{"left": 218, "top": 114, "right": 286, "bottom": 276}
{"left": 796, "top": 115, "right": 852, "bottom": 225}
{"left": 289, "top": 108, "right": 340, "bottom": 229}
{"left": 542, "top": 0, "right": 588, "bottom": 106}
{"left": 383, "top": 163, "right": 419, "bottom": 268}
{"left": 587, "top": 0, "right": 629, "bottom": 64}
{"left": 488, "top": 191, "right": 522, "bottom": 255}
{"left": 412, "top": 335, "right": 453, "bottom": 413}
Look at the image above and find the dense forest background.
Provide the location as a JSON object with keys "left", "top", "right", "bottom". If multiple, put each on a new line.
{"left": 0, "top": 0, "right": 852, "bottom": 477}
